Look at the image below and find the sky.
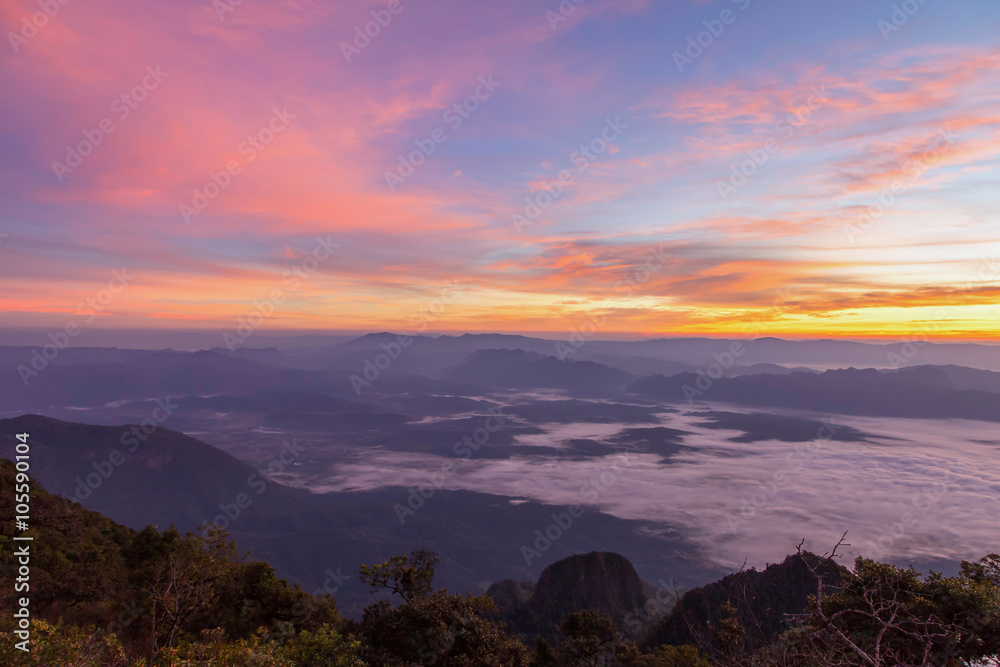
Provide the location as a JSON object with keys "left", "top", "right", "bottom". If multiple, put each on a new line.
{"left": 1, "top": 0, "right": 999, "bottom": 339}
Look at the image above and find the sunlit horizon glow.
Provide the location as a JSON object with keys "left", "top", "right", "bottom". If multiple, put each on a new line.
{"left": 2, "top": 0, "right": 999, "bottom": 339}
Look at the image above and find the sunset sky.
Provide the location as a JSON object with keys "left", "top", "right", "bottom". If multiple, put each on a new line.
{"left": 2, "top": 0, "right": 999, "bottom": 339}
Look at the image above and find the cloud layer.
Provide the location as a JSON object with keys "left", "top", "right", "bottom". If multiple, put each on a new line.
{"left": 2, "top": 0, "right": 999, "bottom": 337}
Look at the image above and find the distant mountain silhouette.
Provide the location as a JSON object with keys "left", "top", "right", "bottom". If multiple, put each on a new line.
{"left": 0, "top": 348, "right": 353, "bottom": 412}
{"left": 629, "top": 366, "right": 1000, "bottom": 421}
{"left": 729, "top": 363, "right": 818, "bottom": 376}
{"left": 326, "top": 334, "right": 1000, "bottom": 372}
{"left": 449, "top": 349, "right": 633, "bottom": 396}
{"left": 616, "top": 337, "right": 1000, "bottom": 371}
{"left": 897, "top": 363, "right": 1000, "bottom": 393}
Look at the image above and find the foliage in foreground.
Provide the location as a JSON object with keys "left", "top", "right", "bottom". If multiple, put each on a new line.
{"left": 7, "top": 545, "right": 999, "bottom": 666}
{"left": 2, "top": 462, "right": 998, "bottom": 666}
{"left": 678, "top": 537, "right": 1000, "bottom": 667}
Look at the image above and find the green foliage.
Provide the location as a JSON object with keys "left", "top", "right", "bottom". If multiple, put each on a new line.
{"left": 4, "top": 460, "right": 999, "bottom": 667}
{"left": 357, "top": 555, "right": 529, "bottom": 666}
{"left": 358, "top": 548, "right": 438, "bottom": 604}
{"left": 711, "top": 601, "right": 745, "bottom": 664}
{"left": 558, "top": 610, "right": 622, "bottom": 664}
{"left": 549, "top": 611, "right": 713, "bottom": 666}
{"left": 0, "top": 618, "right": 138, "bottom": 667}
{"left": 0, "top": 459, "right": 343, "bottom": 662}
{"left": 275, "top": 625, "right": 366, "bottom": 666}
{"left": 0, "top": 461, "right": 134, "bottom": 626}
{"left": 772, "top": 554, "right": 1000, "bottom": 666}
{"left": 631, "top": 645, "right": 712, "bottom": 667}
{"left": 644, "top": 549, "right": 1000, "bottom": 667}
{"left": 152, "top": 625, "right": 366, "bottom": 666}
{"left": 556, "top": 610, "right": 657, "bottom": 666}
{"left": 531, "top": 636, "right": 559, "bottom": 666}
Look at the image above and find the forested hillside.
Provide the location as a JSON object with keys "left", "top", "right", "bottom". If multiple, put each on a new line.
{"left": 2, "top": 459, "right": 998, "bottom": 666}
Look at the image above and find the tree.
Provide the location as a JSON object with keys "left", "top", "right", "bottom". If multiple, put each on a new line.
{"left": 277, "top": 625, "right": 367, "bottom": 666}
{"left": 128, "top": 526, "right": 235, "bottom": 650}
{"left": 356, "top": 550, "right": 529, "bottom": 666}
{"left": 711, "top": 602, "right": 747, "bottom": 666}
{"left": 532, "top": 636, "right": 559, "bottom": 666}
{"left": 0, "top": 619, "right": 133, "bottom": 667}
{"left": 359, "top": 548, "right": 439, "bottom": 604}
{"left": 772, "top": 536, "right": 1000, "bottom": 667}
{"left": 631, "top": 645, "right": 712, "bottom": 667}
{"left": 557, "top": 610, "right": 639, "bottom": 666}
{"left": 124, "top": 524, "right": 343, "bottom": 652}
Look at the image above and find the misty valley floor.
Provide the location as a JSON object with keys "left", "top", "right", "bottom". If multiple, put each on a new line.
{"left": 4, "top": 336, "right": 1000, "bottom": 616}
{"left": 39, "top": 389, "right": 1000, "bottom": 577}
